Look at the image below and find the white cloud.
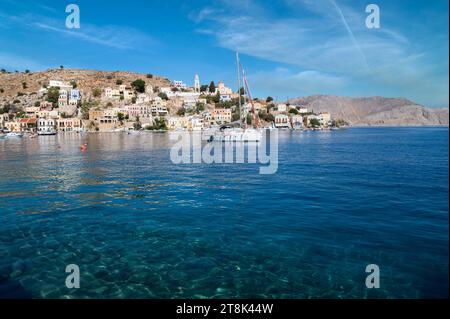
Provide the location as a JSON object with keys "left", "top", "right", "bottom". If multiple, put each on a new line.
{"left": 0, "top": 11, "right": 159, "bottom": 51}
{"left": 32, "top": 21, "right": 158, "bottom": 51}
{"left": 193, "top": 0, "right": 449, "bottom": 106}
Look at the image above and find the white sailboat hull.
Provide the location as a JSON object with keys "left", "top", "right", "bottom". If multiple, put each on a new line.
{"left": 207, "top": 128, "right": 263, "bottom": 142}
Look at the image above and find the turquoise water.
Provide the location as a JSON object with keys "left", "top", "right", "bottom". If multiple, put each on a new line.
{"left": 0, "top": 127, "right": 448, "bottom": 299}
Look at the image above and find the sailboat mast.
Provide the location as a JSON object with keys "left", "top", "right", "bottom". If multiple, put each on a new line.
{"left": 242, "top": 66, "right": 259, "bottom": 128}
{"left": 236, "top": 52, "right": 243, "bottom": 128}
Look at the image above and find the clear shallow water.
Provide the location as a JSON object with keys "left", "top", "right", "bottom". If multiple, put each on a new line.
{"left": 0, "top": 127, "right": 448, "bottom": 299}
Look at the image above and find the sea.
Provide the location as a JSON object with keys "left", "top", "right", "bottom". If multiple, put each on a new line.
{"left": 0, "top": 127, "right": 448, "bottom": 298}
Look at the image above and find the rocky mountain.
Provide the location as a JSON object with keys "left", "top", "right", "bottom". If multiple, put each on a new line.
{"left": 289, "top": 95, "right": 448, "bottom": 126}
{"left": 0, "top": 68, "right": 171, "bottom": 108}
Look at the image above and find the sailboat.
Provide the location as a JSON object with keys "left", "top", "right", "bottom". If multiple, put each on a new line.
{"left": 206, "top": 52, "right": 263, "bottom": 143}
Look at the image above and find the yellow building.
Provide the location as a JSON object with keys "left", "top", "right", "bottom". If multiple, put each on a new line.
{"left": 57, "top": 118, "right": 83, "bottom": 132}
{"left": 88, "top": 109, "right": 118, "bottom": 131}
{"left": 318, "top": 112, "right": 332, "bottom": 126}
{"left": 5, "top": 121, "right": 21, "bottom": 132}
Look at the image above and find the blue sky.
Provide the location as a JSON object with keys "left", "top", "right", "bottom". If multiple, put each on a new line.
{"left": 0, "top": 0, "right": 448, "bottom": 107}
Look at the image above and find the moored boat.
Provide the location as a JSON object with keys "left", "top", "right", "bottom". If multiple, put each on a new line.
{"left": 5, "top": 132, "right": 24, "bottom": 138}
{"left": 207, "top": 52, "right": 263, "bottom": 143}
{"left": 38, "top": 130, "right": 57, "bottom": 136}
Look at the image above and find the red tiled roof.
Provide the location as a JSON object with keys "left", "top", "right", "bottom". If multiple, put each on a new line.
{"left": 19, "top": 118, "right": 37, "bottom": 124}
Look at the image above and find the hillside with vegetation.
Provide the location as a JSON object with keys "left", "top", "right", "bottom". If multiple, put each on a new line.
{"left": 0, "top": 68, "right": 171, "bottom": 110}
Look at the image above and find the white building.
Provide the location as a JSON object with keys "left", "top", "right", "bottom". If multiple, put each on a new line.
{"left": 167, "top": 116, "right": 189, "bottom": 130}
{"left": 58, "top": 90, "right": 68, "bottom": 108}
{"left": 189, "top": 116, "right": 204, "bottom": 131}
{"left": 136, "top": 93, "right": 151, "bottom": 104}
{"left": 317, "top": 112, "right": 332, "bottom": 126}
{"left": 105, "top": 87, "right": 121, "bottom": 100}
{"left": 151, "top": 105, "right": 168, "bottom": 117}
{"left": 127, "top": 104, "right": 153, "bottom": 123}
{"left": 49, "top": 80, "right": 72, "bottom": 91}
{"left": 173, "top": 80, "right": 187, "bottom": 89}
{"left": 298, "top": 107, "right": 308, "bottom": 114}
{"left": 275, "top": 114, "right": 289, "bottom": 128}
{"left": 25, "top": 106, "right": 40, "bottom": 118}
{"left": 37, "top": 118, "right": 56, "bottom": 134}
{"left": 212, "top": 108, "right": 232, "bottom": 124}
{"left": 216, "top": 81, "right": 233, "bottom": 101}
{"left": 244, "top": 102, "right": 263, "bottom": 113}
{"left": 277, "top": 104, "right": 288, "bottom": 112}
{"left": 123, "top": 90, "right": 135, "bottom": 101}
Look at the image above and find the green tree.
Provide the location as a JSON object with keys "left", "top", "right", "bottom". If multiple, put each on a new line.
{"left": 117, "top": 112, "right": 125, "bottom": 122}
{"left": 131, "top": 79, "right": 146, "bottom": 93}
{"left": 146, "top": 118, "right": 167, "bottom": 130}
{"left": 81, "top": 101, "right": 98, "bottom": 120}
{"left": 177, "top": 107, "right": 186, "bottom": 116}
{"left": 146, "top": 74, "right": 153, "bottom": 79}
{"left": 158, "top": 92, "right": 169, "bottom": 100}
{"left": 289, "top": 108, "right": 299, "bottom": 115}
{"left": 134, "top": 115, "right": 142, "bottom": 130}
{"left": 195, "top": 102, "right": 205, "bottom": 113}
{"left": 92, "top": 88, "right": 101, "bottom": 98}
{"left": 60, "top": 65, "right": 64, "bottom": 69}
{"left": 116, "top": 79, "right": 123, "bottom": 85}
{"left": 70, "top": 81, "right": 77, "bottom": 89}
{"left": 246, "top": 113, "right": 253, "bottom": 125}
{"left": 46, "top": 87, "right": 60, "bottom": 106}
{"left": 16, "top": 111, "right": 26, "bottom": 118}
{"left": 22, "top": 82, "right": 27, "bottom": 89}
{"left": 34, "top": 101, "right": 40, "bottom": 107}
{"left": 258, "top": 110, "right": 266, "bottom": 120}
{"left": 200, "top": 85, "right": 208, "bottom": 92}
{"left": 25, "top": 69, "right": 30, "bottom": 74}
{"left": 310, "top": 118, "right": 320, "bottom": 127}
{"left": 209, "top": 81, "right": 216, "bottom": 93}
{"left": 218, "top": 100, "right": 234, "bottom": 109}
{"left": 212, "top": 92, "right": 221, "bottom": 104}
{"left": 266, "top": 96, "right": 273, "bottom": 103}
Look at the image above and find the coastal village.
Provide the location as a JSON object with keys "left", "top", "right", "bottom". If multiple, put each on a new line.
{"left": 0, "top": 68, "right": 337, "bottom": 136}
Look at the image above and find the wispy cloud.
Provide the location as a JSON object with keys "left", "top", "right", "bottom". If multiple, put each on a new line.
{"left": 0, "top": 10, "right": 159, "bottom": 51}
{"left": 191, "top": 0, "right": 449, "bottom": 106}
{"left": 32, "top": 20, "right": 159, "bottom": 50}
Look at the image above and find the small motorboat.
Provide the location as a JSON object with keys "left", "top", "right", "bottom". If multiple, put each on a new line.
{"left": 5, "top": 132, "right": 23, "bottom": 138}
